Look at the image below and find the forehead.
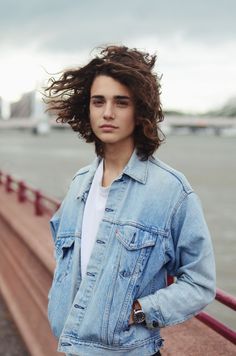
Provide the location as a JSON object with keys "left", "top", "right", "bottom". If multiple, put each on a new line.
{"left": 90, "top": 75, "right": 132, "bottom": 97}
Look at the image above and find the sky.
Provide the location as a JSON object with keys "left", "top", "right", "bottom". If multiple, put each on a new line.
{"left": 1, "top": 0, "right": 236, "bottom": 113}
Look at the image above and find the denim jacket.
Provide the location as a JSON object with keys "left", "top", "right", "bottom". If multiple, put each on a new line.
{"left": 48, "top": 150, "right": 216, "bottom": 356}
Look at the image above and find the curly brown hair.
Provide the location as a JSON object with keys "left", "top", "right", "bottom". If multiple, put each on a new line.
{"left": 45, "top": 45, "right": 165, "bottom": 160}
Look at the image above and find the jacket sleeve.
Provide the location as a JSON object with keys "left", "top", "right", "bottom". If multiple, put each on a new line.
{"left": 138, "top": 192, "right": 216, "bottom": 329}
{"left": 49, "top": 175, "right": 76, "bottom": 243}
{"left": 49, "top": 207, "right": 62, "bottom": 244}
{"left": 49, "top": 193, "right": 68, "bottom": 244}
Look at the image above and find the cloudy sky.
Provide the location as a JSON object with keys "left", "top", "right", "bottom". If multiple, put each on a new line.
{"left": 1, "top": 0, "right": 236, "bottom": 113}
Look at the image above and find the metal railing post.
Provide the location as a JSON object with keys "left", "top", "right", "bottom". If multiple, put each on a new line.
{"left": 34, "top": 190, "right": 43, "bottom": 216}
{"left": 6, "top": 174, "right": 13, "bottom": 192}
{"left": 18, "top": 181, "right": 27, "bottom": 202}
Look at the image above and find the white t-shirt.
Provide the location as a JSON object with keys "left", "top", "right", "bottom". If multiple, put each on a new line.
{"left": 81, "top": 160, "right": 110, "bottom": 279}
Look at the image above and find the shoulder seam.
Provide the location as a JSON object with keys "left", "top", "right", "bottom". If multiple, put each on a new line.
{"left": 72, "top": 165, "right": 91, "bottom": 180}
{"left": 167, "top": 190, "right": 195, "bottom": 230}
{"left": 149, "top": 156, "right": 193, "bottom": 194}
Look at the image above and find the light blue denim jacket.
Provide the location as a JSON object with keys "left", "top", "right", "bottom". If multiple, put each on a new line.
{"left": 48, "top": 150, "right": 216, "bottom": 356}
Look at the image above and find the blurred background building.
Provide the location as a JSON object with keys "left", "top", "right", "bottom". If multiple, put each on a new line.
{"left": 10, "top": 91, "right": 34, "bottom": 118}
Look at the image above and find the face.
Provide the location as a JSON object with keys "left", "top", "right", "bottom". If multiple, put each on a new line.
{"left": 89, "top": 75, "right": 136, "bottom": 150}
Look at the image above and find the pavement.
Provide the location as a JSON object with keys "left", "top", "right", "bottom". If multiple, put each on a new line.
{"left": 0, "top": 294, "right": 29, "bottom": 356}
{"left": 161, "top": 317, "right": 236, "bottom": 355}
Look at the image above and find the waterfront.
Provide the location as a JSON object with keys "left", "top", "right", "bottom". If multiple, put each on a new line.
{"left": 0, "top": 128, "right": 235, "bottom": 328}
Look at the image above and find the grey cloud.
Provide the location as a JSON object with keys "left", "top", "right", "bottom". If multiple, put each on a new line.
{"left": 1, "top": 0, "right": 236, "bottom": 53}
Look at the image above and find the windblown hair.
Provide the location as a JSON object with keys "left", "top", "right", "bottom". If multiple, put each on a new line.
{"left": 45, "top": 45, "right": 165, "bottom": 160}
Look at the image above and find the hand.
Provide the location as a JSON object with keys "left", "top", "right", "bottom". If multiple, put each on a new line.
{"left": 129, "top": 300, "right": 143, "bottom": 325}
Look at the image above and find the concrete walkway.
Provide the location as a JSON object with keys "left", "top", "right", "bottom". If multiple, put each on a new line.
{"left": 161, "top": 317, "right": 236, "bottom": 355}
{"left": 0, "top": 294, "right": 29, "bottom": 356}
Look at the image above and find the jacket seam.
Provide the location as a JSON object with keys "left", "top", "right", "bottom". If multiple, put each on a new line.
{"left": 72, "top": 166, "right": 91, "bottom": 180}
{"left": 149, "top": 157, "right": 193, "bottom": 194}
{"left": 103, "top": 218, "right": 168, "bottom": 236}
{"left": 163, "top": 310, "right": 198, "bottom": 327}
{"left": 60, "top": 334, "right": 160, "bottom": 349}
{"left": 165, "top": 191, "right": 189, "bottom": 234}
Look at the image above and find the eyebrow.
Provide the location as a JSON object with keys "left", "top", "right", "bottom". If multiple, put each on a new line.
{"left": 90, "top": 95, "right": 131, "bottom": 100}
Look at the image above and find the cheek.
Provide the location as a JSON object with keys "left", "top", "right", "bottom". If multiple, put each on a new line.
{"left": 89, "top": 109, "right": 96, "bottom": 126}
{"left": 89, "top": 106, "right": 100, "bottom": 121}
{"left": 127, "top": 113, "right": 136, "bottom": 130}
{"left": 90, "top": 118, "right": 96, "bottom": 132}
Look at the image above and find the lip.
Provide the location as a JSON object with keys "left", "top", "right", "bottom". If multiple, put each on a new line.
{"left": 99, "top": 124, "right": 118, "bottom": 129}
{"left": 99, "top": 124, "right": 118, "bottom": 132}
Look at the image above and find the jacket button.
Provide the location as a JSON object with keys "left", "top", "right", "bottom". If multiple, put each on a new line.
{"left": 152, "top": 321, "right": 159, "bottom": 327}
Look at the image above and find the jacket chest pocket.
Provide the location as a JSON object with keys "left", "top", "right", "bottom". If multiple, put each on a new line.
{"left": 115, "top": 225, "right": 158, "bottom": 278}
{"left": 54, "top": 237, "right": 75, "bottom": 283}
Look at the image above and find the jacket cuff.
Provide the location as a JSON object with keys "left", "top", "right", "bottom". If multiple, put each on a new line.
{"left": 138, "top": 296, "right": 165, "bottom": 329}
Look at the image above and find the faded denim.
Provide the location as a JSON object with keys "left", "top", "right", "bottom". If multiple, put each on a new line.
{"left": 48, "top": 150, "right": 216, "bottom": 355}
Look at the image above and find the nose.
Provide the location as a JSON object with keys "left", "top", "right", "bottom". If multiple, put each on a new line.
{"left": 103, "top": 102, "right": 115, "bottom": 120}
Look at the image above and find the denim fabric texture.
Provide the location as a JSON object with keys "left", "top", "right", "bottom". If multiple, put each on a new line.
{"left": 48, "top": 150, "right": 216, "bottom": 356}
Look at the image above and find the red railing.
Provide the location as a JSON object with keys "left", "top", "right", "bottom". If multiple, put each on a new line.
{"left": 168, "top": 268, "right": 236, "bottom": 344}
{"left": 0, "top": 171, "right": 60, "bottom": 216}
{"left": 196, "top": 289, "right": 236, "bottom": 344}
{"left": 1, "top": 170, "right": 236, "bottom": 345}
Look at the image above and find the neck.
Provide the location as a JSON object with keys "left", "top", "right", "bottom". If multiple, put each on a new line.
{"left": 101, "top": 141, "right": 135, "bottom": 186}
{"left": 104, "top": 141, "right": 134, "bottom": 171}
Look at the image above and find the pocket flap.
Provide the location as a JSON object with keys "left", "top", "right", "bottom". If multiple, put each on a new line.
{"left": 55, "top": 237, "right": 75, "bottom": 257}
{"left": 115, "top": 225, "right": 157, "bottom": 250}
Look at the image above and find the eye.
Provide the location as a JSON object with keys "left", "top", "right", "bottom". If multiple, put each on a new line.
{"left": 116, "top": 99, "right": 129, "bottom": 107}
{"left": 91, "top": 99, "right": 104, "bottom": 107}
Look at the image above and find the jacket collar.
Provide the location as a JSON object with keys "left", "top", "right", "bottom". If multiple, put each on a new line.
{"left": 76, "top": 149, "right": 148, "bottom": 199}
{"left": 76, "top": 157, "right": 101, "bottom": 200}
{"left": 123, "top": 149, "right": 148, "bottom": 184}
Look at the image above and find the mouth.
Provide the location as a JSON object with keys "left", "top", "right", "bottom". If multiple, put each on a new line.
{"left": 99, "top": 124, "right": 118, "bottom": 129}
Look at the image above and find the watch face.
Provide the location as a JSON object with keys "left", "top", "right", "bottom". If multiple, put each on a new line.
{"left": 134, "top": 310, "right": 145, "bottom": 324}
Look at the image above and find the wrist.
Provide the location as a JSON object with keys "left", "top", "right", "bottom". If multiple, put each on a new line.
{"left": 133, "top": 300, "right": 142, "bottom": 310}
{"left": 132, "top": 300, "right": 146, "bottom": 324}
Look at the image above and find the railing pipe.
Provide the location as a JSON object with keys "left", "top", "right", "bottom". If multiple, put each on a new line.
{"left": 216, "top": 288, "right": 236, "bottom": 311}
{"left": 0, "top": 171, "right": 60, "bottom": 216}
{"left": 196, "top": 311, "right": 236, "bottom": 345}
{"left": 39, "top": 192, "right": 61, "bottom": 211}
{"left": 167, "top": 275, "right": 174, "bottom": 285}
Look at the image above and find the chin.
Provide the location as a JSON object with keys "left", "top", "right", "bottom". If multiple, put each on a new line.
{"left": 96, "top": 136, "right": 119, "bottom": 144}
{"left": 101, "top": 140, "right": 119, "bottom": 144}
